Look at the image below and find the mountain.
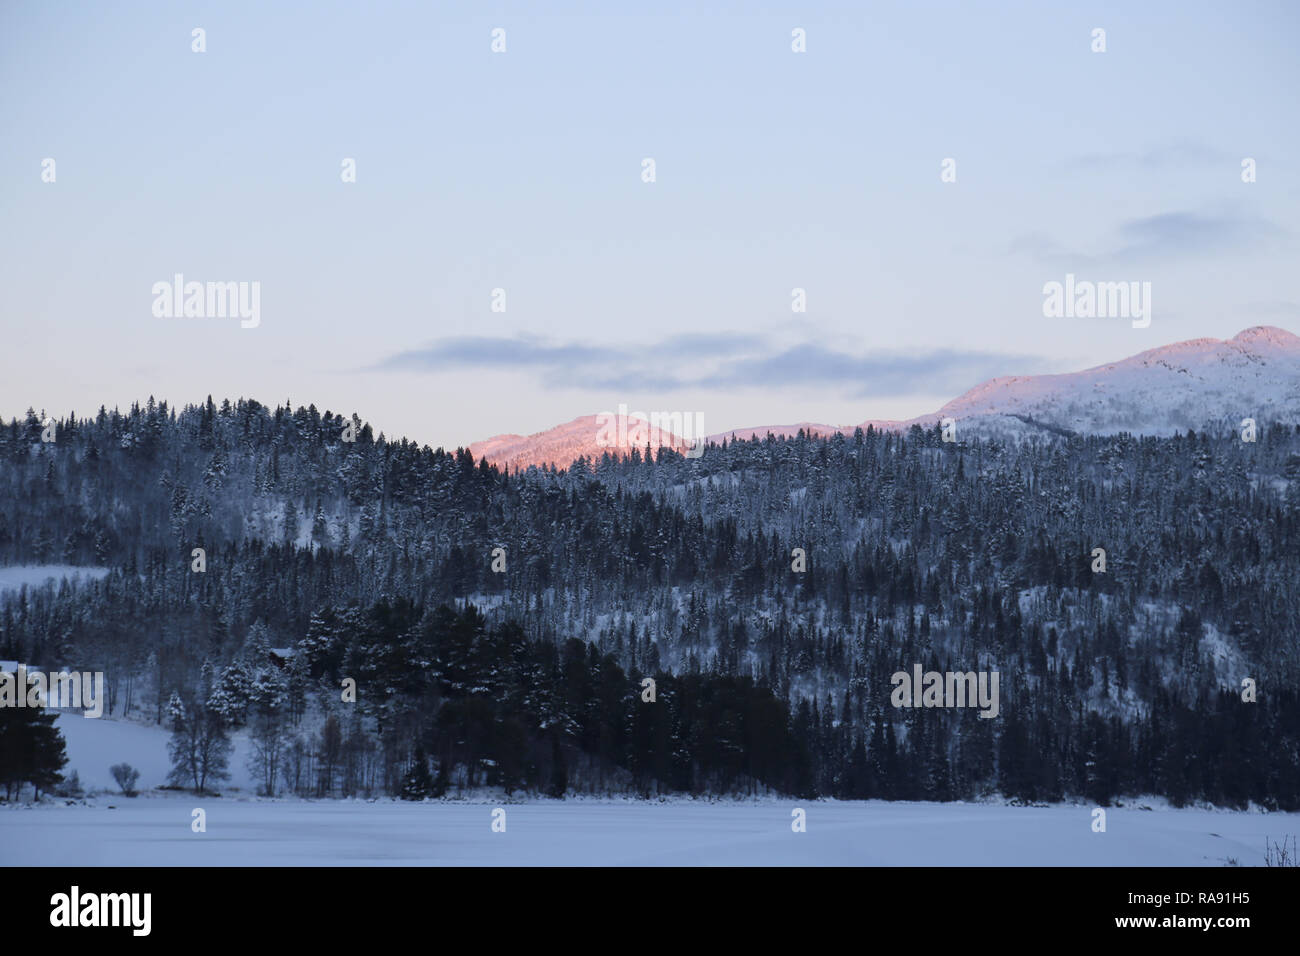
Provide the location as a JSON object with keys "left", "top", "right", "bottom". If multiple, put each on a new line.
{"left": 469, "top": 413, "right": 697, "bottom": 474}
{"left": 914, "top": 325, "right": 1300, "bottom": 437}
{"left": 471, "top": 327, "right": 1300, "bottom": 469}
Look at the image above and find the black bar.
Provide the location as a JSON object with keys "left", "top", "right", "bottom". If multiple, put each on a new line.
{"left": 12, "top": 866, "right": 1288, "bottom": 942}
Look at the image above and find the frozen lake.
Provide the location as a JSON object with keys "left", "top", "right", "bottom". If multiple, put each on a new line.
{"left": 7, "top": 717, "right": 1295, "bottom": 866}
{"left": 2, "top": 797, "right": 1294, "bottom": 866}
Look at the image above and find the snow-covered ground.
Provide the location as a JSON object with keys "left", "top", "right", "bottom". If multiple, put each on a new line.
{"left": 52, "top": 713, "right": 258, "bottom": 793}
{"left": 11, "top": 708, "right": 1294, "bottom": 866}
{"left": 2, "top": 797, "right": 1294, "bottom": 866}
{"left": 0, "top": 565, "right": 108, "bottom": 596}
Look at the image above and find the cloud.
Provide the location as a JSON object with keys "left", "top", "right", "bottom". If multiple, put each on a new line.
{"left": 373, "top": 333, "right": 1050, "bottom": 398}
{"left": 379, "top": 331, "right": 765, "bottom": 374}
{"left": 701, "top": 345, "right": 1049, "bottom": 397}
{"left": 1112, "top": 212, "right": 1284, "bottom": 260}
{"left": 1010, "top": 210, "right": 1287, "bottom": 267}
{"left": 380, "top": 336, "right": 620, "bottom": 371}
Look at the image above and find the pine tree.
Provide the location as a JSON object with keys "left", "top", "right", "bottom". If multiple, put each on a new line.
{"left": 0, "top": 705, "right": 68, "bottom": 799}
{"left": 400, "top": 746, "right": 434, "bottom": 800}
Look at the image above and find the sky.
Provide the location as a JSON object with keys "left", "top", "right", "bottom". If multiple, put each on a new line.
{"left": 2, "top": 0, "right": 1297, "bottom": 450}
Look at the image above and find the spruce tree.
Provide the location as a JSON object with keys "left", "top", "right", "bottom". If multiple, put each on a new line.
{"left": 400, "top": 746, "right": 433, "bottom": 800}
{"left": 0, "top": 706, "right": 68, "bottom": 800}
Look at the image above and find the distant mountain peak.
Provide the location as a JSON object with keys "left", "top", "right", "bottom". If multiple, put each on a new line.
{"left": 468, "top": 326, "right": 1300, "bottom": 468}
{"left": 927, "top": 325, "right": 1300, "bottom": 436}
{"left": 1231, "top": 325, "right": 1300, "bottom": 348}
{"left": 470, "top": 413, "right": 695, "bottom": 473}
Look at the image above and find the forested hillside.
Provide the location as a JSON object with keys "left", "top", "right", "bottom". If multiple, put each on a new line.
{"left": 2, "top": 398, "right": 1297, "bottom": 806}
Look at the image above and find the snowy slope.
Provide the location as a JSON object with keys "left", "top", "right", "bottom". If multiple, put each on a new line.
{"left": 0, "top": 565, "right": 109, "bottom": 597}
{"left": 53, "top": 713, "right": 257, "bottom": 793}
{"left": 468, "top": 326, "right": 1300, "bottom": 469}
{"left": 923, "top": 326, "right": 1300, "bottom": 436}
{"left": 469, "top": 413, "right": 696, "bottom": 473}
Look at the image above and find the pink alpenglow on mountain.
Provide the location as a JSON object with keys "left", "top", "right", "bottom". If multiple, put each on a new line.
{"left": 921, "top": 325, "right": 1300, "bottom": 436}
{"left": 468, "top": 327, "right": 1300, "bottom": 470}
{"left": 469, "top": 413, "right": 696, "bottom": 473}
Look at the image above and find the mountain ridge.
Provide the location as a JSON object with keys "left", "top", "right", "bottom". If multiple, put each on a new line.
{"left": 469, "top": 326, "right": 1300, "bottom": 471}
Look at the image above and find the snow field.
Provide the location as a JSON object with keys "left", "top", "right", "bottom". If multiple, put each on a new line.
{"left": 4, "top": 794, "right": 1296, "bottom": 867}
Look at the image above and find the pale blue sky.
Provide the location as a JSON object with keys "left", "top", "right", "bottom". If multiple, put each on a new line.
{"left": 2, "top": 0, "right": 1297, "bottom": 448}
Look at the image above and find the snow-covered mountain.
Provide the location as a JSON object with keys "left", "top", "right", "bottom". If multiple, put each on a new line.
{"left": 914, "top": 325, "right": 1300, "bottom": 437}
{"left": 469, "top": 413, "right": 696, "bottom": 473}
{"left": 470, "top": 327, "right": 1300, "bottom": 469}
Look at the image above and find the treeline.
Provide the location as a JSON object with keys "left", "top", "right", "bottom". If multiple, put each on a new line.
{"left": 804, "top": 656, "right": 1300, "bottom": 808}
{"left": 157, "top": 601, "right": 810, "bottom": 798}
